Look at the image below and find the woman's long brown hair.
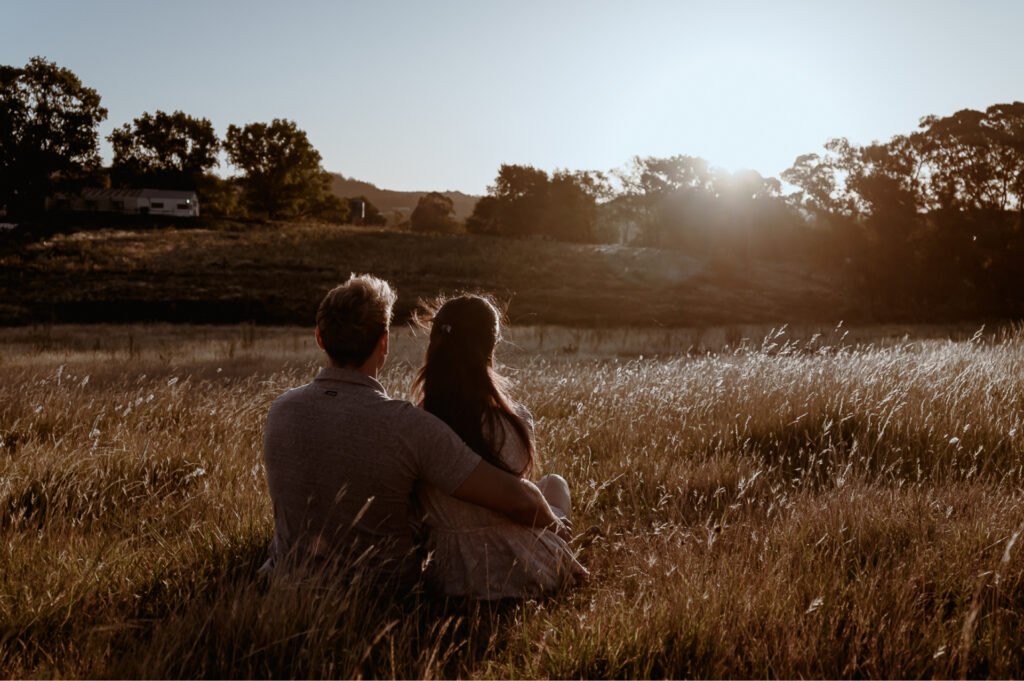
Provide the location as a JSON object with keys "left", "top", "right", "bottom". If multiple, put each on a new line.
{"left": 413, "top": 295, "right": 534, "bottom": 476}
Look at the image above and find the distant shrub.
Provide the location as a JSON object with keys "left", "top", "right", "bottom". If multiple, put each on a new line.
{"left": 410, "top": 192, "right": 459, "bottom": 234}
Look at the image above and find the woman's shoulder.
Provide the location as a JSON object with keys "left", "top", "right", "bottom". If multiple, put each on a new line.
{"left": 488, "top": 402, "right": 533, "bottom": 474}
{"left": 509, "top": 401, "right": 534, "bottom": 433}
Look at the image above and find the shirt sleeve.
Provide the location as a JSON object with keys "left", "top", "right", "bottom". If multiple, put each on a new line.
{"left": 404, "top": 405, "right": 483, "bottom": 495}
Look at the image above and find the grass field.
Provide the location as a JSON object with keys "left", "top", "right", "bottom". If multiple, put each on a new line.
{"left": 2, "top": 323, "right": 1023, "bottom": 678}
{"left": 0, "top": 221, "right": 857, "bottom": 327}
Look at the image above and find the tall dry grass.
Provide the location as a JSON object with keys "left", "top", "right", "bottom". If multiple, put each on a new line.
{"left": 1, "top": 323, "right": 1022, "bottom": 678}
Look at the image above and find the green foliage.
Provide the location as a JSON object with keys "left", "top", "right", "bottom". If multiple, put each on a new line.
{"left": 223, "top": 118, "right": 329, "bottom": 220}
{"left": 108, "top": 110, "right": 220, "bottom": 189}
{"left": 544, "top": 170, "right": 608, "bottom": 242}
{"left": 465, "top": 195, "right": 500, "bottom": 235}
{"left": 491, "top": 164, "right": 550, "bottom": 237}
{"left": 309, "top": 192, "right": 350, "bottom": 224}
{"left": 0, "top": 56, "right": 108, "bottom": 217}
{"left": 0, "top": 221, "right": 869, "bottom": 328}
{"left": 2, "top": 53, "right": 1021, "bottom": 317}
{"left": 780, "top": 101, "right": 1024, "bottom": 317}
{"left": 616, "top": 155, "right": 795, "bottom": 260}
{"left": 410, "top": 191, "right": 458, "bottom": 233}
{"left": 781, "top": 153, "right": 839, "bottom": 218}
{"left": 195, "top": 173, "right": 244, "bottom": 218}
{"left": 468, "top": 164, "right": 606, "bottom": 242}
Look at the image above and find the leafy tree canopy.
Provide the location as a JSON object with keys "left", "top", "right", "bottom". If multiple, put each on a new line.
{"left": 411, "top": 191, "right": 457, "bottom": 233}
{"left": 224, "top": 118, "right": 328, "bottom": 219}
{"left": 109, "top": 110, "right": 219, "bottom": 189}
{"left": 0, "top": 56, "right": 107, "bottom": 217}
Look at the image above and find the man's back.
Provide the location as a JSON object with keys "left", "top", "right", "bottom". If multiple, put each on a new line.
{"left": 263, "top": 366, "right": 481, "bottom": 585}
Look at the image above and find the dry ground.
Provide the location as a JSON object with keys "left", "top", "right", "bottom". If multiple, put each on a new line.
{"left": 1, "top": 323, "right": 1023, "bottom": 678}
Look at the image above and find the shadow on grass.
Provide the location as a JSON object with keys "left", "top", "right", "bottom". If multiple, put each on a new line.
{"left": 104, "top": 531, "right": 524, "bottom": 679}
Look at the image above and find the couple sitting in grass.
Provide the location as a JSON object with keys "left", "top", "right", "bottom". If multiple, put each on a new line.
{"left": 261, "top": 274, "right": 586, "bottom": 599}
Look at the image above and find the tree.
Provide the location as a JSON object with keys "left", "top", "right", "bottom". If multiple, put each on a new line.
{"left": 223, "top": 118, "right": 328, "bottom": 219}
{"left": 467, "top": 165, "right": 609, "bottom": 241}
{"left": 543, "top": 171, "right": 603, "bottom": 242}
{"left": 195, "top": 174, "right": 244, "bottom": 218}
{"left": 705, "top": 169, "right": 794, "bottom": 262}
{"left": 915, "top": 104, "right": 1024, "bottom": 212}
{"left": 614, "top": 155, "right": 714, "bottom": 247}
{"left": 411, "top": 191, "right": 458, "bottom": 233}
{"left": 0, "top": 56, "right": 107, "bottom": 217}
{"left": 489, "top": 164, "right": 549, "bottom": 237}
{"left": 621, "top": 154, "right": 712, "bottom": 196}
{"left": 465, "top": 195, "right": 500, "bottom": 235}
{"left": 108, "top": 110, "right": 219, "bottom": 189}
{"left": 308, "top": 191, "right": 350, "bottom": 224}
{"left": 982, "top": 102, "right": 1024, "bottom": 208}
{"left": 781, "top": 153, "right": 839, "bottom": 218}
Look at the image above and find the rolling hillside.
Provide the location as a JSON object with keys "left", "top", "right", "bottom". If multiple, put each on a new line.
{"left": 329, "top": 174, "right": 480, "bottom": 221}
{"left": 0, "top": 222, "right": 863, "bottom": 328}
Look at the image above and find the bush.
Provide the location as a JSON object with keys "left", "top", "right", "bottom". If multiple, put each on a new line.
{"left": 410, "top": 192, "right": 459, "bottom": 233}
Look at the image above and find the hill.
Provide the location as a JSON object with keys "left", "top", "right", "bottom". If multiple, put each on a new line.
{"left": 0, "top": 222, "right": 865, "bottom": 327}
{"left": 328, "top": 174, "right": 480, "bottom": 221}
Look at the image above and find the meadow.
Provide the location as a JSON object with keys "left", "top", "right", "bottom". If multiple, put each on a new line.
{"left": 0, "top": 222, "right": 855, "bottom": 327}
{"left": 1, "top": 322, "right": 1023, "bottom": 678}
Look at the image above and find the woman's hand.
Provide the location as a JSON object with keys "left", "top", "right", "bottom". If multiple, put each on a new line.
{"left": 551, "top": 516, "right": 573, "bottom": 542}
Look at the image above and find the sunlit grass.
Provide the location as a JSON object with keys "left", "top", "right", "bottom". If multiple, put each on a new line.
{"left": 1, "top": 324, "right": 1022, "bottom": 677}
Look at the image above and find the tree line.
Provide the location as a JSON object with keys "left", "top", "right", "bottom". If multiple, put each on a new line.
{"left": 780, "top": 105, "right": 1024, "bottom": 316}
{"left": 3, "top": 57, "right": 1021, "bottom": 318}
{"left": 0, "top": 57, "right": 381, "bottom": 222}
{"left": 456, "top": 108, "right": 1024, "bottom": 318}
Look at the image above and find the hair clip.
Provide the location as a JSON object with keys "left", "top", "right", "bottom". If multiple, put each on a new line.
{"left": 440, "top": 323, "right": 452, "bottom": 334}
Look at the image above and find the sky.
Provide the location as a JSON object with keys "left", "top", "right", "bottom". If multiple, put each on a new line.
{"left": 3, "top": 0, "right": 1022, "bottom": 195}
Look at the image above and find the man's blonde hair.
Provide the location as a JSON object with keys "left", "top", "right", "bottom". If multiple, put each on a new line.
{"left": 316, "top": 274, "right": 397, "bottom": 367}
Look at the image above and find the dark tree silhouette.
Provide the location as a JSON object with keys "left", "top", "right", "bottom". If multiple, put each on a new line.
{"left": 615, "top": 155, "right": 712, "bottom": 247}
{"left": 108, "top": 110, "right": 219, "bottom": 189}
{"left": 468, "top": 165, "right": 608, "bottom": 242}
{"left": 0, "top": 57, "right": 107, "bottom": 217}
{"left": 224, "top": 118, "right": 330, "bottom": 219}
{"left": 781, "top": 153, "right": 840, "bottom": 218}
{"left": 541, "top": 171, "right": 607, "bottom": 242}
{"left": 490, "top": 164, "right": 549, "bottom": 237}
{"left": 465, "top": 195, "right": 500, "bottom": 235}
{"left": 411, "top": 191, "right": 457, "bottom": 233}
{"left": 780, "top": 101, "right": 1024, "bottom": 317}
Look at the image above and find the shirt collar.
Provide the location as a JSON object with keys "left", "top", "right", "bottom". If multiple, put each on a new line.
{"left": 314, "top": 366, "right": 388, "bottom": 396}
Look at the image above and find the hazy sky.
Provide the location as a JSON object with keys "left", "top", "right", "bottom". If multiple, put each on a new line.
{"left": 3, "top": 1, "right": 1021, "bottom": 194}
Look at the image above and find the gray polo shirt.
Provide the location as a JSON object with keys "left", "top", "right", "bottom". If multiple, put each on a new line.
{"left": 263, "top": 366, "right": 482, "bottom": 584}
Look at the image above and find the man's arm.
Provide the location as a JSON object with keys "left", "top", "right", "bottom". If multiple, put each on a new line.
{"left": 452, "top": 461, "right": 571, "bottom": 540}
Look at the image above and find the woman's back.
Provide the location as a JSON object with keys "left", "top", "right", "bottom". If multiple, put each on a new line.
{"left": 417, "top": 405, "right": 581, "bottom": 599}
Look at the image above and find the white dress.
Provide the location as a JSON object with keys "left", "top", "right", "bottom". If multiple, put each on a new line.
{"left": 417, "top": 406, "right": 583, "bottom": 599}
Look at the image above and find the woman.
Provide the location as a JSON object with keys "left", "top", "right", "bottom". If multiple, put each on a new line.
{"left": 413, "top": 294, "right": 586, "bottom": 599}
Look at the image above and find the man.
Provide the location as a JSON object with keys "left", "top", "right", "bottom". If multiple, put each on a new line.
{"left": 262, "top": 274, "right": 568, "bottom": 588}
